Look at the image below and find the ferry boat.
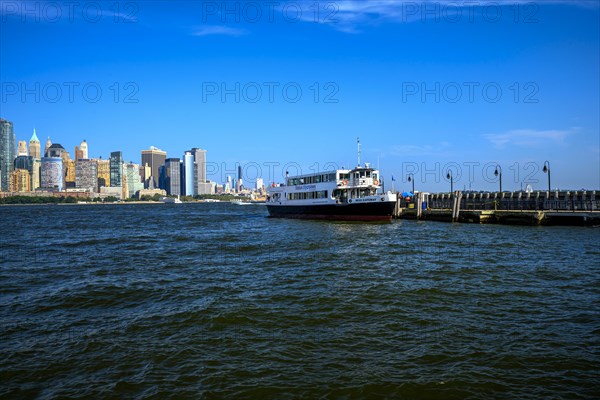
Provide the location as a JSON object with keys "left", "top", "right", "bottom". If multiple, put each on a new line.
{"left": 266, "top": 164, "right": 397, "bottom": 221}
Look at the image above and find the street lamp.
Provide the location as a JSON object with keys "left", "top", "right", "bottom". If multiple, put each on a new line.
{"left": 543, "top": 161, "right": 551, "bottom": 193}
{"left": 494, "top": 165, "right": 502, "bottom": 193}
{"left": 446, "top": 171, "right": 453, "bottom": 194}
{"left": 407, "top": 173, "right": 415, "bottom": 195}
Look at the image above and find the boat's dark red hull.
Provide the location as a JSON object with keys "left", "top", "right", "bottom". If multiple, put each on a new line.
{"left": 266, "top": 201, "right": 395, "bottom": 222}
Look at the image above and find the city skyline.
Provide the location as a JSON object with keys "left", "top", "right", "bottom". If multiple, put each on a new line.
{"left": 1, "top": 1, "right": 599, "bottom": 191}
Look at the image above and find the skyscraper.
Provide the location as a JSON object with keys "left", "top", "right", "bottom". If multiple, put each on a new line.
{"left": 31, "top": 159, "right": 41, "bottom": 190}
{"left": 17, "top": 141, "right": 28, "bottom": 156}
{"left": 64, "top": 159, "right": 76, "bottom": 188}
{"left": 14, "top": 155, "right": 34, "bottom": 174}
{"left": 256, "top": 178, "right": 264, "bottom": 191}
{"left": 79, "top": 140, "right": 88, "bottom": 159}
{"left": 75, "top": 159, "right": 98, "bottom": 192}
{"left": 10, "top": 169, "right": 31, "bottom": 192}
{"left": 237, "top": 164, "right": 243, "bottom": 192}
{"left": 123, "top": 161, "right": 143, "bottom": 198}
{"left": 29, "top": 129, "right": 41, "bottom": 159}
{"left": 0, "top": 118, "right": 16, "bottom": 192}
{"left": 183, "top": 151, "right": 195, "bottom": 196}
{"left": 164, "top": 158, "right": 181, "bottom": 196}
{"left": 110, "top": 151, "right": 123, "bottom": 187}
{"left": 141, "top": 146, "right": 166, "bottom": 189}
{"left": 46, "top": 143, "right": 71, "bottom": 186}
{"left": 41, "top": 157, "right": 63, "bottom": 190}
{"left": 13, "top": 155, "right": 33, "bottom": 192}
{"left": 97, "top": 159, "right": 110, "bottom": 188}
{"left": 190, "top": 147, "right": 211, "bottom": 195}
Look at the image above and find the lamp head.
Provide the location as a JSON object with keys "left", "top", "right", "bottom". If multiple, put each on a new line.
{"left": 543, "top": 165, "right": 548, "bottom": 173}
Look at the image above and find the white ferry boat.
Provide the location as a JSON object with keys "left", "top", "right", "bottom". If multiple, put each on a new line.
{"left": 266, "top": 164, "right": 397, "bottom": 221}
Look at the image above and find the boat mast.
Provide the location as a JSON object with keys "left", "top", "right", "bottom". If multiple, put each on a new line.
{"left": 357, "top": 137, "right": 361, "bottom": 167}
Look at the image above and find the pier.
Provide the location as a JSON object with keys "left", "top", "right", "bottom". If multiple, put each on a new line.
{"left": 394, "top": 190, "right": 600, "bottom": 226}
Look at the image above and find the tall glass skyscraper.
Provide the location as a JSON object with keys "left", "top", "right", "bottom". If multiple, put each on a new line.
{"left": 124, "top": 162, "right": 143, "bottom": 198}
{"left": 164, "top": 158, "right": 181, "bottom": 196}
{"left": 183, "top": 151, "right": 195, "bottom": 196}
{"left": 0, "top": 118, "right": 16, "bottom": 192}
{"left": 110, "top": 151, "right": 123, "bottom": 187}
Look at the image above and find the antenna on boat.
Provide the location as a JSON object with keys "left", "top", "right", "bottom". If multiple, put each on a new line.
{"left": 357, "top": 137, "right": 361, "bottom": 167}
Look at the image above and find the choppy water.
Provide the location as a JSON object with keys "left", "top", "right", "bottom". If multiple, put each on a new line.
{"left": 1, "top": 203, "right": 599, "bottom": 399}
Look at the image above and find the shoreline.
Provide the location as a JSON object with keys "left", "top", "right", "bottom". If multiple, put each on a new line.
{"left": 0, "top": 200, "right": 265, "bottom": 207}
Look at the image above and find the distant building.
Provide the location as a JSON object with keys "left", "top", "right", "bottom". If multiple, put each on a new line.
{"left": 183, "top": 151, "right": 195, "bottom": 196}
{"left": 75, "top": 159, "right": 98, "bottom": 192}
{"left": 14, "top": 155, "right": 34, "bottom": 190}
{"left": 46, "top": 143, "right": 67, "bottom": 159}
{"left": 41, "top": 157, "right": 64, "bottom": 191}
{"left": 74, "top": 146, "right": 83, "bottom": 160}
{"left": 97, "top": 158, "right": 110, "bottom": 188}
{"left": 29, "top": 129, "right": 41, "bottom": 159}
{"left": 0, "top": 118, "right": 16, "bottom": 191}
{"left": 123, "top": 162, "right": 143, "bottom": 198}
{"left": 110, "top": 151, "right": 123, "bottom": 187}
{"left": 44, "top": 137, "right": 52, "bottom": 157}
{"left": 99, "top": 186, "right": 123, "bottom": 200}
{"left": 31, "top": 159, "right": 41, "bottom": 190}
{"left": 10, "top": 169, "right": 30, "bottom": 192}
{"left": 256, "top": 178, "right": 264, "bottom": 191}
{"left": 79, "top": 140, "right": 88, "bottom": 159}
{"left": 190, "top": 147, "right": 212, "bottom": 194}
{"left": 14, "top": 155, "right": 33, "bottom": 172}
{"left": 64, "top": 159, "right": 76, "bottom": 188}
{"left": 141, "top": 146, "right": 166, "bottom": 189}
{"left": 137, "top": 188, "right": 166, "bottom": 199}
{"left": 164, "top": 158, "right": 181, "bottom": 196}
{"left": 17, "top": 141, "right": 28, "bottom": 156}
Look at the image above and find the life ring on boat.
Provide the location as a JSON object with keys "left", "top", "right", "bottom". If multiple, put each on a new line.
{"left": 349, "top": 199, "right": 352, "bottom": 203}
{"left": 342, "top": 180, "right": 348, "bottom": 185}
{"left": 374, "top": 179, "right": 379, "bottom": 185}
{"left": 381, "top": 197, "right": 385, "bottom": 201}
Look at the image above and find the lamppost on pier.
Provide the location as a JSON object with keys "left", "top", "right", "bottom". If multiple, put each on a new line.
{"left": 407, "top": 173, "right": 415, "bottom": 195}
{"left": 494, "top": 165, "right": 502, "bottom": 193}
{"left": 543, "top": 161, "right": 551, "bottom": 193}
{"left": 446, "top": 171, "right": 453, "bottom": 194}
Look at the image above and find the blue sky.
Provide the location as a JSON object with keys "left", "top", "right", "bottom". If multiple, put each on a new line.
{"left": 1, "top": 0, "right": 599, "bottom": 191}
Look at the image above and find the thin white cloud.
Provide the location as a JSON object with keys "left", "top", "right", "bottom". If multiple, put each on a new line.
{"left": 190, "top": 26, "right": 248, "bottom": 37}
{"left": 484, "top": 127, "right": 579, "bottom": 149}
{"left": 298, "top": 0, "right": 599, "bottom": 33}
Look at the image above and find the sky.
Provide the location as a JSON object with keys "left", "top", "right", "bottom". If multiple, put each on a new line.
{"left": 1, "top": 0, "right": 599, "bottom": 191}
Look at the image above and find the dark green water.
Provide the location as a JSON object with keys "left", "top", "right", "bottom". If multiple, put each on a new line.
{"left": 1, "top": 203, "right": 599, "bottom": 399}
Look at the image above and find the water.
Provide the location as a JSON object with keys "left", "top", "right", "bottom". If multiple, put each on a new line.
{"left": 1, "top": 203, "right": 599, "bottom": 399}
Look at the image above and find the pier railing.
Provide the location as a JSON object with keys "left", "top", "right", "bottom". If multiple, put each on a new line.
{"left": 401, "top": 190, "right": 599, "bottom": 212}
